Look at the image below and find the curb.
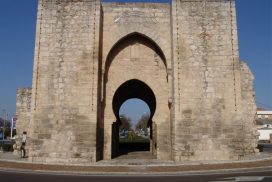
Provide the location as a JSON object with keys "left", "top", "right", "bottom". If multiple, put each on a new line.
{"left": 0, "top": 165, "right": 271, "bottom": 176}
{"left": 0, "top": 158, "right": 272, "bottom": 175}
{"left": 1, "top": 156, "right": 272, "bottom": 166}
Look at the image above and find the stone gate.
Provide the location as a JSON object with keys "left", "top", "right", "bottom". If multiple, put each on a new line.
{"left": 16, "top": 0, "right": 258, "bottom": 164}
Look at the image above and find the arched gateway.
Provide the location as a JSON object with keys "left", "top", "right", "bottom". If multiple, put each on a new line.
{"left": 16, "top": 0, "right": 258, "bottom": 164}
{"left": 111, "top": 79, "right": 156, "bottom": 158}
{"left": 103, "top": 32, "right": 170, "bottom": 160}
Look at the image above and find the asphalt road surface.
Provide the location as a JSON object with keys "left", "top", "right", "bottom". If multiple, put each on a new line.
{"left": 0, "top": 169, "right": 271, "bottom": 182}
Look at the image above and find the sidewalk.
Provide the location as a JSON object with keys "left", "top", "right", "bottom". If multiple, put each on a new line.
{"left": 0, "top": 151, "right": 28, "bottom": 162}
{"left": 0, "top": 151, "right": 272, "bottom": 174}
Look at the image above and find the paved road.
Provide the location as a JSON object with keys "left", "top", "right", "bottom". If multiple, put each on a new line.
{"left": 259, "top": 143, "right": 272, "bottom": 152}
{"left": 0, "top": 169, "right": 271, "bottom": 182}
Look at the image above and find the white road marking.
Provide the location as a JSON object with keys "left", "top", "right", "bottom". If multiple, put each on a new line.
{"left": 210, "top": 176, "right": 266, "bottom": 182}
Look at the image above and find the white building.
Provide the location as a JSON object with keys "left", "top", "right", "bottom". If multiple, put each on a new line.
{"left": 256, "top": 110, "right": 272, "bottom": 142}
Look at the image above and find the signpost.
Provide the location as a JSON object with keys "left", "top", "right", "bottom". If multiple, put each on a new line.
{"left": 11, "top": 117, "right": 17, "bottom": 138}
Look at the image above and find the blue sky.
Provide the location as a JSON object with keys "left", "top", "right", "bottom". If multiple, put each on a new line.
{"left": 0, "top": 0, "right": 271, "bottom": 122}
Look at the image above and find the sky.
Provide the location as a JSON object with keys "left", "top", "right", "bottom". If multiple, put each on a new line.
{"left": 0, "top": 0, "right": 271, "bottom": 123}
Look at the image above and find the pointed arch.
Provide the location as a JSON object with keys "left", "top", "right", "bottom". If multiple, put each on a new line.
{"left": 104, "top": 32, "right": 167, "bottom": 81}
{"left": 112, "top": 79, "right": 156, "bottom": 120}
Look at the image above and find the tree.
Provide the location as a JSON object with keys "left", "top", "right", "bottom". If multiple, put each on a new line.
{"left": 135, "top": 113, "right": 150, "bottom": 133}
{"left": 0, "top": 117, "right": 11, "bottom": 139}
{"left": 119, "top": 114, "right": 132, "bottom": 132}
{"left": 0, "top": 118, "right": 11, "bottom": 127}
{"left": 0, "top": 118, "right": 4, "bottom": 127}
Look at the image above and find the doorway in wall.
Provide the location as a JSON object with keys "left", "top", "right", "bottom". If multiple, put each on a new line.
{"left": 111, "top": 79, "right": 156, "bottom": 159}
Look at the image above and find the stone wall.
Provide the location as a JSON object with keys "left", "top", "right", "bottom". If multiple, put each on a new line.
{"left": 101, "top": 2, "right": 172, "bottom": 160}
{"left": 20, "top": 0, "right": 258, "bottom": 164}
{"left": 171, "top": 0, "right": 258, "bottom": 160}
{"left": 28, "top": 0, "right": 101, "bottom": 163}
{"left": 16, "top": 88, "right": 32, "bottom": 139}
{"left": 240, "top": 61, "right": 259, "bottom": 155}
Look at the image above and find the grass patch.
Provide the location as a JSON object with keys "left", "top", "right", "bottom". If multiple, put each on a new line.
{"left": 120, "top": 135, "right": 149, "bottom": 143}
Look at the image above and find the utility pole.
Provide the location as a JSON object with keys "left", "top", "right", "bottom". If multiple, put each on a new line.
{"left": 3, "top": 110, "right": 6, "bottom": 141}
{"left": 10, "top": 116, "right": 16, "bottom": 139}
{"left": 11, "top": 117, "right": 13, "bottom": 139}
{"left": 1, "top": 110, "right": 6, "bottom": 152}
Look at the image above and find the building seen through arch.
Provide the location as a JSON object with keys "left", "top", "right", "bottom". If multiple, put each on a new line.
{"left": 15, "top": 0, "right": 258, "bottom": 164}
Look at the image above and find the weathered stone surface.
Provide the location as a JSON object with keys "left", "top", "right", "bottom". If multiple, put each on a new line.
{"left": 171, "top": 0, "right": 257, "bottom": 161}
{"left": 16, "top": 88, "right": 32, "bottom": 138}
{"left": 16, "top": 0, "right": 258, "bottom": 164}
{"left": 26, "top": 0, "right": 101, "bottom": 163}
{"left": 101, "top": 2, "right": 171, "bottom": 160}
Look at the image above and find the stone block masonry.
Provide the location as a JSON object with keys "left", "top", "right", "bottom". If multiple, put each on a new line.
{"left": 28, "top": 0, "right": 101, "bottom": 163}
{"left": 171, "top": 0, "right": 257, "bottom": 160}
{"left": 16, "top": 0, "right": 258, "bottom": 164}
{"left": 16, "top": 88, "right": 32, "bottom": 139}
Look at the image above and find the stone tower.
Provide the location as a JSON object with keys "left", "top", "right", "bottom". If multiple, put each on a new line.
{"left": 16, "top": 0, "right": 258, "bottom": 164}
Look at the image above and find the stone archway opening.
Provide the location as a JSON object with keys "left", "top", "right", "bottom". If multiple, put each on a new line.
{"left": 102, "top": 32, "right": 169, "bottom": 160}
{"left": 111, "top": 79, "right": 157, "bottom": 159}
{"left": 118, "top": 98, "right": 151, "bottom": 156}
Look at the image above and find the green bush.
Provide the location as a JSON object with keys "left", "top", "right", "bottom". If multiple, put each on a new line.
{"left": 128, "top": 131, "right": 137, "bottom": 141}
{"left": 257, "top": 144, "right": 263, "bottom": 152}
